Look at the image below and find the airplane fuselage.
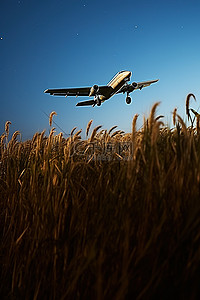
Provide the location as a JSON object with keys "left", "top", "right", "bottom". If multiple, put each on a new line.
{"left": 99, "top": 70, "right": 132, "bottom": 102}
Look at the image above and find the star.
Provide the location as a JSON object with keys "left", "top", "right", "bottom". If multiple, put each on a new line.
{"left": 0, "top": 37, "right": 3, "bottom": 40}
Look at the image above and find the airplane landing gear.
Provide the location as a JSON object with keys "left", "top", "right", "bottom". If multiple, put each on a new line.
{"left": 126, "top": 96, "right": 131, "bottom": 104}
{"left": 95, "top": 96, "right": 101, "bottom": 106}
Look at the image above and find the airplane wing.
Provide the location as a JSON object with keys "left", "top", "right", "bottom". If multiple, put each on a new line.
{"left": 76, "top": 99, "right": 96, "bottom": 106}
{"left": 44, "top": 86, "right": 112, "bottom": 97}
{"left": 135, "top": 79, "right": 159, "bottom": 90}
{"left": 117, "top": 79, "right": 159, "bottom": 93}
{"left": 44, "top": 87, "right": 90, "bottom": 96}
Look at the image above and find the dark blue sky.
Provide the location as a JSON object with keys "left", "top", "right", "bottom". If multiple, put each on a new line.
{"left": 1, "top": 0, "right": 200, "bottom": 139}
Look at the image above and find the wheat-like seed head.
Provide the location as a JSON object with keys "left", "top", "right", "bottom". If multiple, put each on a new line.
{"left": 111, "top": 130, "right": 122, "bottom": 138}
{"left": 97, "top": 130, "right": 105, "bottom": 137}
{"left": 49, "top": 127, "right": 56, "bottom": 138}
{"left": 177, "top": 114, "right": 187, "bottom": 135}
{"left": 37, "top": 130, "right": 46, "bottom": 150}
{"left": 11, "top": 131, "right": 21, "bottom": 142}
{"left": 132, "top": 114, "right": 139, "bottom": 139}
{"left": 86, "top": 120, "right": 93, "bottom": 137}
{"left": 155, "top": 115, "right": 164, "bottom": 122}
{"left": 90, "top": 125, "right": 102, "bottom": 142}
{"left": 186, "top": 93, "right": 196, "bottom": 120}
{"left": 196, "top": 115, "right": 200, "bottom": 134}
{"left": 131, "top": 114, "right": 139, "bottom": 158}
{"left": 73, "top": 129, "right": 82, "bottom": 141}
{"left": 108, "top": 126, "right": 118, "bottom": 135}
{"left": 190, "top": 108, "right": 200, "bottom": 117}
{"left": 57, "top": 132, "right": 63, "bottom": 144}
{"left": 149, "top": 102, "right": 160, "bottom": 129}
{"left": 0, "top": 133, "right": 6, "bottom": 144}
{"left": 70, "top": 127, "right": 77, "bottom": 136}
{"left": 173, "top": 108, "right": 177, "bottom": 126}
{"left": 32, "top": 132, "right": 40, "bottom": 145}
{"left": 49, "top": 111, "right": 57, "bottom": 127}
{"left": 5, "top": 121, "right": 11, "bottom": 136}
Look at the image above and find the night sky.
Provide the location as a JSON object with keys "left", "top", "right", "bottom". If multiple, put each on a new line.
{"left": 1, "top": 0, "right": 200, "bottom": 139}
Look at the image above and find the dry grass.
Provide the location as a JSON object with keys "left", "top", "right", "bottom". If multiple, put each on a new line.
{"left": 86, "top": 120, "right": 93, "bottom": 137}
{"left": 5, "top": 121, "right": 11, "bottom": 137}
{"left": 49, "top": 111, "right": 57, "bottom": 127}
{"left": 1, "top": 95, "right": 200, "bottom": 299}
{"left": 186, "top": 93, "right": 196, "bottom": 125}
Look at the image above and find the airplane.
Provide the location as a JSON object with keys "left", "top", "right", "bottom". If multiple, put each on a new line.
{"left": 44, "top": 71, "right": 159, "bottom": 107}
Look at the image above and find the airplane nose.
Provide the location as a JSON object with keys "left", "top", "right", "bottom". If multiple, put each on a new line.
{"left": 125, "top": 71, "right": 132, "bottom": 81}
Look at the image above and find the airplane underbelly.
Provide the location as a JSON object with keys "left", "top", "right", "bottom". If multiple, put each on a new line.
{"left": 105, "top": 71, "right": 131, "bottom": 100}
{"left": 101, "top": 81, "right": 125, "bottom": 101}
{"left": 109, "top": 80, "right": 126, "bottom": 97}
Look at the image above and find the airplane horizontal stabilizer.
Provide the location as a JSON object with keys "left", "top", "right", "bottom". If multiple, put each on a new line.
{"left": 76, "top": 99, "right": 96, "bottom": 106}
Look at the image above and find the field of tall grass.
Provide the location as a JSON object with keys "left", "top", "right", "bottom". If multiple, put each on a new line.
{"left": 1, "top": 95, "right": 200, "bottom": 299}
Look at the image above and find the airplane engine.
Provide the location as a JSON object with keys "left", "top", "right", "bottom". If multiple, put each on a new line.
{"left": 126, "top": 82, "right": 138, "bottom": 93}
{"left": 131, "top": 82, "right": 138, "bottom": 88}
{"left": 89, "top": 84, "right": 99, "bottom": 97}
